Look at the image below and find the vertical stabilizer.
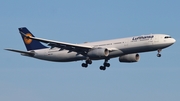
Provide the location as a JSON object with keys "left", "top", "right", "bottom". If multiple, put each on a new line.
{"left": 18, "top": 27, "right": 47, "bottom": 51}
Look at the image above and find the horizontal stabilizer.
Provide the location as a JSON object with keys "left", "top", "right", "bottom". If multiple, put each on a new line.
{"left": 5, "top": 48, "right": 35, "bottom": 56}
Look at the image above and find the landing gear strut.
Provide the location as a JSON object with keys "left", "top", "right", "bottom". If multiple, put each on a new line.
{"left": 81, "top": 58, "right": 92, "bottom": 68}
{"left": 157, "top": 49, "right": 162, "bottom": 57}
{"left": 99, "top": 58, "right": 110, "bottom": 71}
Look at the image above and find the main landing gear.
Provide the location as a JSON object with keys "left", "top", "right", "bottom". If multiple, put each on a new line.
{"left": 81, "top": 58, "right": 92, "bottom": 68}
{"left": 81, "top": 58, "right": 110, "bottom": 71}
{"left": 157, "top": 49, "right": 162, "bottom": 57}
{"left": 99, "top": 58, "right": 110, "bottom": 71}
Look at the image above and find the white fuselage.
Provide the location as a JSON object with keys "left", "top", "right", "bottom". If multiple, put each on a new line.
{"left": 29, "top": 34, "right": 175, "bottom": 62}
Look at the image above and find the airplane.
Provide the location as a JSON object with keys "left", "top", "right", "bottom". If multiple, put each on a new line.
{"left": 5, "top": 27, "right": 176, "bottom": 70}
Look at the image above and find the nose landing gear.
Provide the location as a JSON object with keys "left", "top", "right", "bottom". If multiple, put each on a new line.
{"left": 157, "top": 49, "right": 162, "bottom": 57}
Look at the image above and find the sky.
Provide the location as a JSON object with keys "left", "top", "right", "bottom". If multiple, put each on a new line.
{"left": 0, "top": 0, "right": 180, "bottom": 101}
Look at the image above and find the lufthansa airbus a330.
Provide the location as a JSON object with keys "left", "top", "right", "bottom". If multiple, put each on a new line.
{"left": 5, "top": 27, "right": 176, "bottom": 70}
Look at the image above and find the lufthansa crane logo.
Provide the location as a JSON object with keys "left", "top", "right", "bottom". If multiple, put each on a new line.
{"left": 24, "top": 33, "right": 33, "bottom": 44}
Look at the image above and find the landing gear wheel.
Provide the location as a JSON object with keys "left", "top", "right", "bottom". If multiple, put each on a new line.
{"left": 82, "top": 63, "right": 88, "bottom": 68}
{"left": 86, "top": 59, "right": 92, "bottom": 64}
{"left": 100, "top": 66, "right": 106, "bottom": 70}
{"left": 103, "top": 63, "right": 110, "bottom": 67}
{"left": 157, "top": 54, "right": 161, "bottom": 57}
{"left": 89, "top": 60, "right": 92, "bottom": 64}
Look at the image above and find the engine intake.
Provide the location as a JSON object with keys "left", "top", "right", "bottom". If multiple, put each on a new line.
{"left": 87, "top": 48, "right": 109, "bottom": 58}
{"left": 119, "top": 53, "right": 140, "bottom": 63}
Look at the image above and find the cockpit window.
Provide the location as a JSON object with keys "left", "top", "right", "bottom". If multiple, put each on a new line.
{"left": 164, "top": 36, "right": 171, "bottom": 39}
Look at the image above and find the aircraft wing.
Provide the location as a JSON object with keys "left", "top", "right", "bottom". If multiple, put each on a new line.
{"left": 20, "top": 31, "right": 119, "bottom": 53}
{"left": 5, "top": 48, "right": 35, "bottom": 56}
{"left": 20, "top": 31, "right": 93, "bottom": 52}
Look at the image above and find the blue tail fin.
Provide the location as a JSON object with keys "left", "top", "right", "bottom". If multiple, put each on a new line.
{"left": 19, "top": 27, "right": 47, "bottom": 51}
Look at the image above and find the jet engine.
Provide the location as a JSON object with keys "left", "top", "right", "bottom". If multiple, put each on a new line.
{"left": 119, "top": 53, "right": 140, "bottom": 63}
{"left": 87, "top": 48, "right": 109, "bottom": 58}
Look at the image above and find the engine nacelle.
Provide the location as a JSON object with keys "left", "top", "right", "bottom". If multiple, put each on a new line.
{"left": 119, "top": 53, "right": 140, "bottom": 63}
{"left": 87, "top": 48, "right": 109, "bottom": 58}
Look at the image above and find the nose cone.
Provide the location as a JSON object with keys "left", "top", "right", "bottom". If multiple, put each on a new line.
{"left": 172, "top": 38, "right": 176, "bottom": 44}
